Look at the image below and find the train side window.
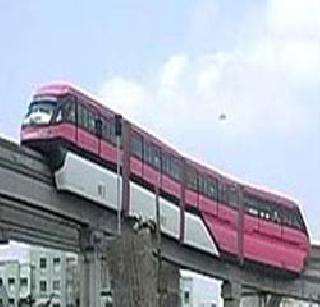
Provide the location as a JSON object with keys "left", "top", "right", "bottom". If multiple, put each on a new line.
{"left": 287, "top": 211, "right": 294, "bottom": 226}
{"left": 271, "top": 205, "right": 281, "bottom": 223}
{"left": 227, "top": 186, "right": 238, "bottom": 207}
{"left": 259, "top": 200, "right": 270, "bottom": 220}
{"left": 245, "top": 196, "right": 285, "bottom": 223}
{"left": 186, "top": 167, "right": 198, "bottom": 190}
{"left": 198, "top": 175, "right": 204, "bottom": 194}
{"left": 202, "top": 177, "right": 208, "bottom": 196}
{"left": 78, "top": 104, "right": 82, "bottom": 126}
{"left": 88, "top": 110, "right": 96, "bottom": 133}
{"left": 244, "top": 196, "right": 250, "bottom": 211}
{"left": 244, "top": 194, "right": 251, "bottom": 211}
{"left": 151, "top": 144, "right": 161, "bottom": 169}
{"left": 131, "top": 133, "right": 143, "bottom": 159}
{"left": 170, "top": 157, "right": 181, "bottom": 181}
{"left": 161, "top": 153, "right": 170, "bottom": 175}
{"left": 78, "top": 104, "right": 86, "bottom": 128}
{"left": 295, "top": 210, "right": 305, "bottom": 230}
{"left": 288, "top": 211, "right": 294, "bottom": 227}
{"left": 248, "top": 207, "right": 259, "bottom": 216}
{"left": 285, "top": 209, "right": 300, "bottom": 228}
{"left": 218, "top": 183, "right": 228, "bottom": 204}
{"left": 63, "top": 100, "right": 76, "bottom": 123}
{"left": 281, "top": 208, "right": 291, "bottom": 226}
{"left": 102, "top": 118, "right": 111, "bottom": 141}
{"left": 244, "top": 194, "right": 260, "bottom": 216}
{"left": 255, "top": 199, "right": 265, "bottom": 219}
{"left": 160, "top": 153, "right": 181, "bottom": 181}
{"left": 95, "top": 118, "right": 102, "bottom": 138}
{"left": 110, "top": 118, "right": 116, "bottom": 144}
{"left": 83, "top": 107, "right": 89, "bottom": 129}
{"left": 264, "top": 202, "right": 272, "bottom": 220}
{"left": 207, "top": 178, "right": 217, "bottom": 200}
{"left": 144, "top": 142, "right": 152, "bottom": 165}
{"left": 275, "top": 210, "right": 281, "bottom": 223}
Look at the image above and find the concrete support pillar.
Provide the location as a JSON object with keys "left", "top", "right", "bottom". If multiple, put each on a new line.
{"left": 221, "top": 281, "right": 241, "bottom": 307}
{"left": 160, "top": 262, "right": 181, "bottom": 307}
{"left": 92, "top": 248, "right": 102, "bottom": 307}
{"left": 258, "top": 295, "right": 264, "bottom": 307}
{"left": 79, "top": 228, "right": 103, "bottom": 307}
{"left": 79, "top": 248, "right": 103, "bottom": 307}
{"left": 267, "top": 295, "right": 282, "bottom": 307}
{"left": 224, "top": 297, "right": 241, "bottom": 307}
{"left": 258, "top": 293, "right": 267, "bottom": 307}
{"left": 79, "top": 252, "right": 90, "bottom": 307}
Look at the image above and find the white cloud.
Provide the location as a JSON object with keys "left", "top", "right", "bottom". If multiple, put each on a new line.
{"left": 98, "top": 53, "right": 316, "bottom": 142}
{"left": 97, "top": 0, "right": 320, "bottom": 147}
{"left": 159, "top": 53, "right": 189, "bottom": 89}
{"left": 269, "top": 0, "right": 320, "bottom": 34}
{"left": 98, "top": 77, "right": 149, "bottom": 119}
{"left": 195, "top": 53, "right": 231, "bottom": 95}
{"left": 250, "top": 0, "right": 320, "bottom": 83}
{"left": 249, "top": 38, "right": 320, "bottom": 76}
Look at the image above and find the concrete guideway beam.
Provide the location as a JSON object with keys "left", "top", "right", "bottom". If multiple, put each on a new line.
{"left": 0, "top": 157, "right": 119, "bottom": 238}
{"left": 0, "top": 192, "right": 80, "bottom": 251}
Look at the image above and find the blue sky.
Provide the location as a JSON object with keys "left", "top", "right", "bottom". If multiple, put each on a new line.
{"left": 0, "top": 0, "right": 319, "bottom": 240}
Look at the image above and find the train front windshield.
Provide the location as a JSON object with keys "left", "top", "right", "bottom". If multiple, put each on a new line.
{"left": 23, "top": 97, "right": 58, "bottom": 126}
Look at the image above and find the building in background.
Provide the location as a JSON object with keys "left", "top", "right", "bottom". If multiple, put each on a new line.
{"left": 241, "top": 296, "right": 318, "bottom": 307}
{"left": 0, "top": 260, "right": 33, "bottom": 306}
{"left": 30, "top": 248, "right": 79, "bottom": 307}
{"left": 179, "top": 272, "right": 319, "bottom": 307}
{"left": 181, "top": 274, "right": 194, "bottom": 307}
{"left": 0, "top": 243, "right": 317, "bottom": 307}
{"left": 0, "top": 242, "right": 79, "bottom": 307}
{"left": 180, "top": 270, "right": 220, "bottom": 307}
{"left": 198, "top": 302, "right": 217, "bottom": 307}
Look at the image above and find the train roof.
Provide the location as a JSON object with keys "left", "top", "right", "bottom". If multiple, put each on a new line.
{"left": 34, "top": 82, "right": 300, "bottom": 210}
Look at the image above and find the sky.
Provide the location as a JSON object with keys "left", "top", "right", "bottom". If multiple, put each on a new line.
{"left": 0, "top": 0, "right": 319, "bottom": 241}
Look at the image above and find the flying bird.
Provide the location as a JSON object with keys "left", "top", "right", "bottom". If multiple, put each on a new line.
{"left": 219, "top": 113, "right": 227, "bottom": 121}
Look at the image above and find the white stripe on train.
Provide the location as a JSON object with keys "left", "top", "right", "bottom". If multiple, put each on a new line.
{"left": 55, "top": 152, "right": 219, "bottom": 256}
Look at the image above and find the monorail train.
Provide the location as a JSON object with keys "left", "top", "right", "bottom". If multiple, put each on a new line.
{"left": 21, "top": 83, "right": 311, "bottom": 273}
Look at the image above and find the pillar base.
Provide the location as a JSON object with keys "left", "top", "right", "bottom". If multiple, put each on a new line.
{"left": 107, "top": 225, "right": 180, "bottom": 307}
{"left": 221, "top": 281, "right": 241, "bottom": 307}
